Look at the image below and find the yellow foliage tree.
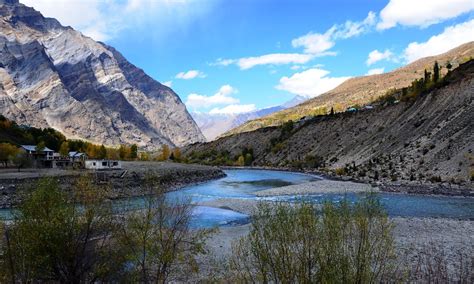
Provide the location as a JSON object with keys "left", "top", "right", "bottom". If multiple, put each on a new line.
{"left": 0, "top": 143, "right": 19, "bottom": 167}
{"left": 59, "top": 141, "right": 69, "bottom": 157}
{"left": 160, "top": 145, "right": 170, "bottom": 161}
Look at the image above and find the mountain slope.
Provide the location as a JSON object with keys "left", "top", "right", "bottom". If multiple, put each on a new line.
{"left": 194, "top": 95, "right": 306, "bottom": 141}
{"left": 225, "top": 42, "right": 474, "bottom": 136}
{"left": 0, "top": 0, "right": 204, "bottom": 149}
{"left": 184, "top": 60, "right": 474, "bottom": 186}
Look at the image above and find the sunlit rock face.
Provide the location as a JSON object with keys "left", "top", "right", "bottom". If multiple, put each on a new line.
{"left": 0, "top": 0, "right": 204, "bottom": 149}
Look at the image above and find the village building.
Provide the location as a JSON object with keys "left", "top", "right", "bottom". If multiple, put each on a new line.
{"left": 85, "top": 160, "right": 122, "bottom": 170}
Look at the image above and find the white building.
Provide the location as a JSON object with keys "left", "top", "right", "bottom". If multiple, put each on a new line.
{"left": 85, "top": 160, "right": 122, "bottom": 170}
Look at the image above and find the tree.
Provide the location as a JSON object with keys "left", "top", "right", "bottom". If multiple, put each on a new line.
{"left": 236, "top": 155, "right": 245, "bottom": 166}
{"left": 0, "top": 177, "right": 117, "bottom": 282}
{"left": 0, "top": 143, "right": 18, "bottom": 167}
{"left": 160, "top": 145, "right": 170, "bottom": 161}
{"left": 12, "top": 151, "right": 32, "bottom": 172}
{"left": 433, "top": 61, "right": 440, "bottom": 82}
{"left": 59, "top": 141, "right": 69, "bottom": 157}
{"left": 173, "top": 148, "right": 181, "bottom": 162}
{"left": 119, "top": 145, "right": 131, "bottom": 160}
{"left": 35, "top": 141, "right": 46, "bottom": 153}
{"left": 446, "top": 61, "right": 452, "bottom": 70}
{"left": 98, "top": 145, "right": 107, "bottom": 159}
{"left": 115, "top": 177, "right": 213, "bottom": 282}
{"left": 130, "top": 144, "right": 138, "bottom": 160}
{"left": 229, "top": 196, "right": 398, "bottom": 283}
{"left": 423, "top": 69, "right": 431, "bottom": 86}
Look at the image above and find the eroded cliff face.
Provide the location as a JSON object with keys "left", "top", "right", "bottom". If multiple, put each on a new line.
{"left": 0, "top": 0, "right": 204, "bottom": 149}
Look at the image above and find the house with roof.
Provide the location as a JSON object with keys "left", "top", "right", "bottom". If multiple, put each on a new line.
{"left": 20, "top": 145, "right": 87, "bottom": 168}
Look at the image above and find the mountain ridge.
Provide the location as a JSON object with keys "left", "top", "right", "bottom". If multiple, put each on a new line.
{"left": 0, "top": 0, "right": 204, "bottom": 149}
{"left": 224, "top": 42, "right": 474, "bottom": 136}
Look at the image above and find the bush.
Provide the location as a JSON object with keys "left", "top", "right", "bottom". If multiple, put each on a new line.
{"left": 229, "top": 196, "right": 399, "bottom": 283}
{"left": 0, "top": 177, "right": 116, "bottom": 282}
{"left": 335, "top": 167, "right": 346, "bottom": 176}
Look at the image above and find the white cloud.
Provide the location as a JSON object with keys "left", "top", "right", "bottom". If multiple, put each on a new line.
{"left": 366, "top": 68, "right": 385, "bottom": 75}
{"left": 403, "top": 20, "right": 474, "bottom": 63}
{"left": 185, "top": 85, "right": 239, "bottom": 108}
{"left": 211, "top": 12, "right": 375, "bottom": 70}
{"left": 162, "top": 81, "right": 172, "bottom": 87}
{"left": 377, "top": 0, "right": 474, "bottom": 30}
{"left": 334, "top": 11, "right": 376, "bottom": 39}
{"left": 21, "top": 0, "right": 214, "bottom": 41}
{"left": 209, "top": 104, "right": 256, "bottom": 115}
{"left": 237, "top": 53, "right": 315, "bottom": 70}
{"left": 292, "top": 29, "right": 336, "bottom": 55}
{"left": 210, "top": 58, "right": 236, "bottom": 67}
{"left": 175, "top": 70, "right": 206, "bottom": 80}
{"left": 366, "top": 49, "right": 394, "bottom": 66}
{"left": 292, "top": 12, "right": 376, "bottom": 55}
{"left": 276, "top": 68, "right": 351, "bottom": 98}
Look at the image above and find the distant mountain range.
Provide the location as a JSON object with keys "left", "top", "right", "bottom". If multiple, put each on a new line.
{"left": 192, "top": 96, "right": 306, "bottom": 141}
{"left": 0, "top": 0, "right": 204, "bottom": 149}
{"left": 225, "top": 42, "right": 474, "bottom": 136}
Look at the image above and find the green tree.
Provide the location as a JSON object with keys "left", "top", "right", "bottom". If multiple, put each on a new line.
{"left": 12, "top": 151, "right": 32, "bottom": 172}
{"left": 229, "top": 196, "right": 398, "bottom": 283}
{"left": 130, "top": 144, "right": 138, "bottom": 160}
{"left": 58, "top": 141, "right": 69, "bottom": 157}
{"left": 35, "top": 141, "right": 46, "bottom": 152}
{"left": 115, "top": 177, "right": 213, "bottom": 282}
{"left": 446, "top": 61, "right": 452, "bottom": 70}
{"left": 98, "top": 144, "right": 107, "bottom": 159}
{"left": 0, "top": 177, "right": 117, "bottom": 282}
{"left": 433, "top": 61, "right": 440, "bottom": 82}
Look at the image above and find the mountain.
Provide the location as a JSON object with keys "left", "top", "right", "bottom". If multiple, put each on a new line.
{"left": 184, "top": 60, "right": 474, "bottom": 185}
{"left": 193, "top": 95, "right": 306, "bottom": 141}
{"left": 224, "top": 42, "right": 474, "bottom": 136}
{"left": 0, "top": 0, "right": 204, "bottom": 149}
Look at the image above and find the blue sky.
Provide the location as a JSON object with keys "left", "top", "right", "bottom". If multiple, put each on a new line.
{"left": 23, "top": 0, "right": 474, "bottom": 114}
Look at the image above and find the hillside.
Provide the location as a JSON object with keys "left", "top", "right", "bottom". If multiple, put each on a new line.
{"left": 184, "top": 60, "right": 474, "bottom": 186}
{"left": 225, "top": 42, "right": 474, "bottom": 136}
{"left": 0, "top": 0, "right": 204, "bottom": 149}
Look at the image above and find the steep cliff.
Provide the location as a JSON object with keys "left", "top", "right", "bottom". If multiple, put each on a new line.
{"left": 0, "top": 0, "right": 204, "bottom": 149}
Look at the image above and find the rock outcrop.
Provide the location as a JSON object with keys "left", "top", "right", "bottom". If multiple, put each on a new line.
{"left": 0, "top": 0, "right": 204, "bottom": 149}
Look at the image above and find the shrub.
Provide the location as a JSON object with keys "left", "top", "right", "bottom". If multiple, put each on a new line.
{"left": 335, "top": 167, "right": 346, "bottom": 176}
{"left": 229, "top": 196, "right": 399, "bottom": 283}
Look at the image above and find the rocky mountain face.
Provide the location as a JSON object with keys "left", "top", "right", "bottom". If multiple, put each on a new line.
{"left": 226, "top": 42, "right": 474, "bottom": 136}
{"left": 0, "top": 0, "right": 204, "bottom": 149}
{"left": 193, "top": 95, "right": 306, "bottom": 141}
{"left": 184, "top": 60, "right": 474, "bottom": 186}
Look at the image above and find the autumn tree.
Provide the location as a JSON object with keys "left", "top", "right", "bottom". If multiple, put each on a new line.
{"left": 172, "top": 148, "right": 181, "bottom": 162}
{"left": 59, "top": 141, "right": 69, "bottom": 157}
{"left": 0, "top": 143, "right": 18, "bottom": 167}
{"left": 160, "top": 145, "right": 170, "bottom": 161}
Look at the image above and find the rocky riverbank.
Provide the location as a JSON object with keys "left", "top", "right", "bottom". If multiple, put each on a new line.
{"left": 0, "top": 161, "right": 225, "bottom": 208}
